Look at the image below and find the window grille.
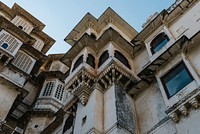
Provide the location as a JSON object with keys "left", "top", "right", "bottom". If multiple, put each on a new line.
{"left": 12, "top": 51, "right": 34, "bottom": 73}
{"left": 12, "top": 17, "right": 33, "bottom": 33}
{"left": 55, "top": 84, "right": 64, "bottom": 101}
{"left": 43, "top": 82, "right": 54, "bottom": 96}
{"left": 0, "top": 32, "right": 20, "bottom": 54}
{"left": 32, "top": 39, "right": 44, "bottom": 51}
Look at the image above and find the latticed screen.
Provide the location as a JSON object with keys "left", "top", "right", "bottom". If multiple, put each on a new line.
{"left": 12, "top": 51, "right": 33, "bottom": 73}
{"left": 12, "top": 16, "right": 33, "bottom": 33}
{"left": 54, "top": 84, "right": 64, "bottom": 101}
{"left": 0, "top": 32, "right": 20, "bottom": 54}
{"left": 32, "top": 39, "right": 44, "bottom": 51}
{"left": 43, "top": 82, "right": 54, "bottom": 96}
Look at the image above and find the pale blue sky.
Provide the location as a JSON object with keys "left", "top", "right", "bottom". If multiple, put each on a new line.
{"left": 1, "top": 0, "right": 175, "bottom": 54}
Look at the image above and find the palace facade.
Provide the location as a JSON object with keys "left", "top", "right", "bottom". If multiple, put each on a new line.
{"left": 0, "top": 0, "right": 200, "bottom": 134}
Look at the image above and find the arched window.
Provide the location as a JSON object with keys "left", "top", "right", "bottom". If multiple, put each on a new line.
{"left": 63, "top": 114, "right": 74, "bottom": 134}
{"left": 114, "top": 50, "right": 131, "bottom": 69}
{"left": 98, "top": 50, "right": 109, "bottom": 68}
{"left": 72, "top": 55, "right": 83, "bottom": 72}
{"left": 150, "top": 32, "right": 169, "bottom": 54}
{"left": 86, "top": 54, "right": 95, "bottom": 68}
{"left": 1, "top": 43, "right": 8, "bottom": 49}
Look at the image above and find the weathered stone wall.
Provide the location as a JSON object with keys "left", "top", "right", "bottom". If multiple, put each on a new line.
{"left": 0, "top": 79, "right": 19, "bottom": 120}
{"left": 74, "top": 89, "right": 104, "bottom": 134}
{"left": 25, "top": 116, "right": 54, "bottom": 134}
{"left": 135, "top": 83, "right": 167, "bottom": 134}
{"left": 169, "top": 1, "right": 200, "bottom": 40}
{"left": 115, "top": 84, "right": 136, "bottom": 134}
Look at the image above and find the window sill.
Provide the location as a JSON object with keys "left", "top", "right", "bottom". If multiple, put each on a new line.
{"left": 165, "top": 80, "right": 198, "bottom": 108}
{"left": 150, "top": 40, "right": 174, "bottom": 62}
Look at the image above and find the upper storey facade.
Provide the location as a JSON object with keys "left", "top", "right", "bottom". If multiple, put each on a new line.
{"left": 40, "top": 0, "right": 200, "bottom": 134}
{"left": 0, "top": 2, "right": 55, "bottom": 54}
{"left": 0, "top": 2, "right": 55, "bottom": 131}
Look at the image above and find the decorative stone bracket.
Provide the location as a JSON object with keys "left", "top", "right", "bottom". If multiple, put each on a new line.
{"left": 66, "top": 70, "right": 95, "bottom": 106}
{"left": 65, "top": 62, "right": 139, "bottom": 105}
{"left": 73, "top": 82, "right": 91, "bottom": 106}
{"left": 97, "top": 64, "right": 139, "bottom": 93}
{"left": 166, "top": 88, "right": 200, "bottom": 123}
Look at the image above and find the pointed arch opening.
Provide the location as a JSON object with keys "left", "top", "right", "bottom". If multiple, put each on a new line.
{"left": 98, "top": 50, "right": 109, "bottom": 68}
{"left": 86, "top": 53, "right": 95, "bottom": 68}
{"left": 114, "top": 50, "right": 131, "bottom": 69}
{"left": 63, "top": 114, "right": 74, "bottom": 134}
{"left": 72, "top": 55, "right": 83, "bottom": 72}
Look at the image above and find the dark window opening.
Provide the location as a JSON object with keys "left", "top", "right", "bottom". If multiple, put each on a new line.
{"left": 0, "top": 55, "right": 9, "bottom": 64}
{"left": 86, "top": 54, "right": 95, "bottom": 68}
{"left": 34, "top": 125, "right": 38, "bottom": 128}
{"left": 1, "top": 43, "right": 8, "bottom": 49}
{"left": 161, "top": 62, "right": 194, "bottom": 98}
{"left": 63, "top": 114, "right": 74, "bottom": 134}
{"left": 82, "top": 116, "right": 87, "bottom": 126}
{"left": 98, "top": 50, "right": 109, "bottom": 68}
{"left": 18, "top": 26, "right": 23, "bottom": 29}
{"left": 72, "top": 55, "right": 83, "bottom": 72}
{"left": 150, "top": 32, "right": 169, "bottom": 54}
{"left": 114, "top": 50, "right": 131, "bottom": 69}
{"left": 90, "top": 33, "right": 96, "bottom": 40}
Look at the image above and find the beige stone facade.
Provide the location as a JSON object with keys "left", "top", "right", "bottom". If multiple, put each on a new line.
{"left": 0, "top": 0, "right": 200, "bottom": 134}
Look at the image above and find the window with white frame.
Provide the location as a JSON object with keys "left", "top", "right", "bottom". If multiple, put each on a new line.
{"left": 43, "top": 81, "right": 54, "bottom": 96}
{"left": 0, "top": 30, "right": 22, "bottom": 55}
{"left": 150, "top": 32, "right": 169, "bottom": 54}
{"left": 12, "top": 51, "right": 36, "bottom": 74}
{"left": 161, "top": 61, "right": 194, "bottom": 98}
{"left": 54, "top": 84, "right": 64, "bottom": 101}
